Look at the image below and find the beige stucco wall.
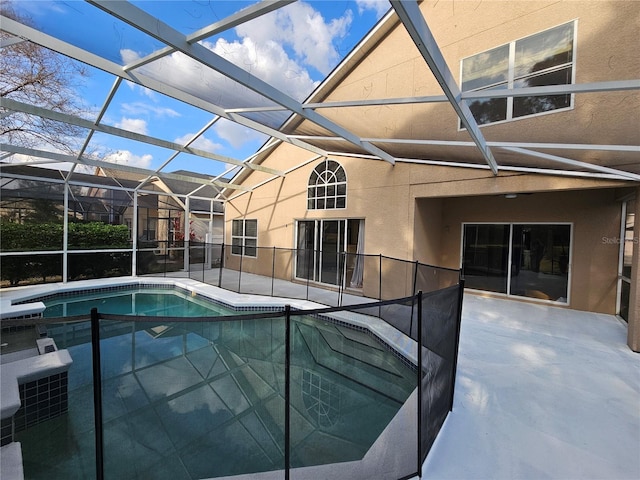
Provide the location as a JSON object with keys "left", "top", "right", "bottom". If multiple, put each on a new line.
{"left": 224, "top": 0, "right": 638, "bottom": 317}
{"left": 294, "top": 0, "right": 639, "bottom": 168}
{"left": 226, "top": 148, "right": 631, "bottom": 313}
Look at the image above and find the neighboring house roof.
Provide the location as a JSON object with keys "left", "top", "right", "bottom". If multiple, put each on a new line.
{"left": 0, "top": 164, "right": 224, "bottom": 213}
{"left": 97, "top": 168, "right": 225, "bottom": 213}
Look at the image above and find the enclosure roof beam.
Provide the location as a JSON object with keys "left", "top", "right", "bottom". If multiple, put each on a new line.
{"left": 390, "top": 0, "right": 498, "bottom": 175}
{"left": 289, "top": 135, "right": 639, "bottom": 153}
{"left": 330, "top": 151, "right": 636, "bottom": 182}
{"left": 0, "top": 14, "right": 329, "bottom": 163}
{"left": 88, "top": 1, "right": 397, "bottom": 165}
{"left": 0, "top": 144, "right": 251, "bottom": 191}
{"left": 1, "top": 97, "right": 283, "bottom": 176}
{"left": 501, "top": 147, "right": 640, "bottom": 181}
{"left": 124, "top": 0, "right": 295, "bottom": 71}
{"left": 300, "top": 80, "right": 640, "bottom": 110}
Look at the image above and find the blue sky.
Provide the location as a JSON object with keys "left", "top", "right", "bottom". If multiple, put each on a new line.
{"left": 11, "top": 1, "right": 390, "bottom": 177}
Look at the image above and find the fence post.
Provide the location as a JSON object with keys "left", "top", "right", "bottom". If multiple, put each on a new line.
{"left": 218, "top": 244, "right": 224, "bottom": 288}
{"left": 450, "top": 277, "right": 465, "bottom": 412}
{"left": 163, "top": 246, "right": 167, "bottom": 277}
{"left": 306, "top": 249, "right": 311, "bottom": 302}
{"left": 410, "top": 260, "right": 419, "bottom": 336}
{"left": 338, "top": 251, "right": 343, "bottom": 307}
{"left": 416, "top": 291, "right": 423, "bottom": 477}
{"left": 90, "top": 307, "right": 104, "bottom": 480}
{"left": 284, "top": 305, "right": 291, "bottom": 480}
{"left": 238, "top": 248, "right": 243, "bottom": 293}
{"left": 271, "top": 246, "right": 276, "bottom": 297}
{"left": 378, "top": 255, "right": 382, "bottom": 319}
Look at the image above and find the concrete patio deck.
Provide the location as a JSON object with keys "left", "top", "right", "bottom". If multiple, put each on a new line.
{"left": 421, "top": 294, "right": 639, "bottom": 480}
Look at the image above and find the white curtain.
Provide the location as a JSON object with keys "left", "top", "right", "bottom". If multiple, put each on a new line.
{"left": 350, "top": 220, "right": 365, "bottom": 288}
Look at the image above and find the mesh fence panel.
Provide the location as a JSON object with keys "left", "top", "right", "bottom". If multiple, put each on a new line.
{"left": 380, "top": 256, "right": 415, "bottom": 301}
{"left": 420, "top": 284, "right": 463, "bottom": 463}
{"left": 237, "top": 246, "right": 276, "bottom": 296}
{"left": 67, "top": 251, "right": 132, "bottom": 280}
{"left": 1, "top": 252, "right": 63, "bottom": 287}
{"left": 287, "top": 303, "right": 419, "bottom": 480}
{"left": 415, "top": 263, "right": 460, "bottom": 293}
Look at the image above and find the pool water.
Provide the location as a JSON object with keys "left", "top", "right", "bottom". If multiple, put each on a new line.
{"left": 42, "top": 288, "right": 235, "bottom": 318}
{"left": 17, "top": 289, "right": 416, "bottom": 479}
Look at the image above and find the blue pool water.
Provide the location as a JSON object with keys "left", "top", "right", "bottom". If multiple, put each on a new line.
{"left": 17, "top": 288, "right": 416, "bottom": 479}
{"left": 42, "top": 288, "right": 235, "bottom": 318}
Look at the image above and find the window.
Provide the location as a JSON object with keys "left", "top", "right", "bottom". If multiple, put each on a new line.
{"left": 308, "top": 160, "right": 347, "bottom": 210}
{"left": 461, "top": 21, "right": 575, "bottom": 126}
{"left": 231, "top": 219, "right": 257, "bottom": 257}
{"left": 462, "top": 223, "right": 571, "bottom": 302}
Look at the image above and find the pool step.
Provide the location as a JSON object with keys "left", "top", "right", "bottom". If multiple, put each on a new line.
{"left": 294, "top": 321, "right": 415, "bottom": 404}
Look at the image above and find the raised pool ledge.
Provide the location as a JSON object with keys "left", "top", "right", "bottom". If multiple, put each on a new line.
{"left": 0, "top": 442, "right": 24, "bottom": 480}
{"left": 0, "top": 349, "right": 73, "bottom": 421}
{"left": 0, "top": 300, "right": 45, "bottom": 321}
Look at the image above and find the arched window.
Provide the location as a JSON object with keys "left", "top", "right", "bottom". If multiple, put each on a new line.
{"left": 307, "top": 160, "right": 346, "bottom": 210}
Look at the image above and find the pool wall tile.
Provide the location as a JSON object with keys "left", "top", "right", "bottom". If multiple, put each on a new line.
{"left": 0, "top": 417, "right": 13, "bottom": 446}
{"left": 12, "top": 372, "right": 69, "bottom": 433}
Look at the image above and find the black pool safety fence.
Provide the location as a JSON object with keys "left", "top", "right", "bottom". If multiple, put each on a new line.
{"left": 4, "top": 282, "right": 463, "bottom": 480}
{"left": 140, "top": 242, "right": 462, "bottom": 308}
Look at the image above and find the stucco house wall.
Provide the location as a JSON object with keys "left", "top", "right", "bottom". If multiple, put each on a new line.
{"left": 224, "top": 1, "right": 638, "bottom": 332}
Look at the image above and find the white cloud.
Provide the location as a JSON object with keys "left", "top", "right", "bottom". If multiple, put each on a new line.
{"left": 235, "top": 2, "right": 353, "bottom": 75}
{"left": 116, "top": 117, "right": 148, "bottom": 135}
{"left": 214, "top": 120, "right": 268, "bottom": 150}
{"left": 115, "top": 2, "right": 352, "bottom": 151}
{"left": 204, "top": 36, "right": 319, "bottom": 102}
{"left": 174, "top": 133, "right": 223, "bottom": 153}
{"left": 121, "top": 101, "right": 181, "bottom": 119}
{"left": 119, "top": 2, "right": 349, "bottom": 103}
{"left": 356, "top": 0, "right": 390, "bottom": 19}
{"left": 120, "top": 49, "right": 140, "bottom": 65}
{"left": 103, "top": 150, "right": 152, "bottom": 169}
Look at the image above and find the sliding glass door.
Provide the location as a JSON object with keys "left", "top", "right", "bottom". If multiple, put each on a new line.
{"left": 462, "top": 224, "right": 510, "bottom": 294}
{"left": 319, "top": 220, "right": 342, "bottom": 285}
{"left": 462, "top": 223, "right": 571, "bottom": 302}
{"left": 295, "top": 219, "right": 362, "bottom": 288}
{"left": 619, "top": 200, "right": 635, "bottom": 321}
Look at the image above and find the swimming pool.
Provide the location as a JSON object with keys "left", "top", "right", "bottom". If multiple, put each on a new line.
{"left": 16, "top": 287, "right": 417, "bottom": 479}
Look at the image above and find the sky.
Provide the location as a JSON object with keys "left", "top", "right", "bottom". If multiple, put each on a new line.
{"left": 9, "top": 0, "right": 391, "bottom": 178}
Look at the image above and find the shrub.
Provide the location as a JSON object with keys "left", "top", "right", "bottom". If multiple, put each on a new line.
{"left": 0, "top": 220, "right": 131, "bottom": 285}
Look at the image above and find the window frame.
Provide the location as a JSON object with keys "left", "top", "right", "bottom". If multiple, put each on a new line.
{"left": 307, "top": 160, "right": 347, "bottom": 211}
{"left": 231, "top": 218, "right": 257, "bottom": 257}
{"left": 460, "top": 221, "right": 573, "bottom": 304}
{"left": 459, "top": 20, "right": 577, "bottom": 128}
{"left": 617, "top": 199, "right": 635, "bottom": 321}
